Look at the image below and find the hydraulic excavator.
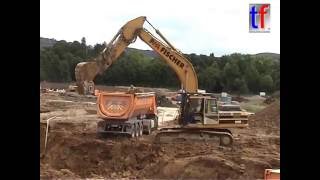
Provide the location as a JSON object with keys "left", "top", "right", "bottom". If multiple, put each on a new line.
{"left": 75, "top": 16, "right": 249, "bottom": 146}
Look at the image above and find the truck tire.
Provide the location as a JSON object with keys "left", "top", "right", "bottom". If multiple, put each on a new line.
{"left": 139, "top": 123, "right": 143, "bottom": 136}
{"left": 96, "top": 132, "right": 103, "bottom": 139}
{"left": 135, "top": 124, "right": 139, "bottom": 137}
{"left": 145, "top": 124, "right": 151, "bottom": 135}
{"left": 130, "top": 124, "right": 136, "bottom": 138}
{"left": 154, "top": 116, "right": 158, "bottom": 129}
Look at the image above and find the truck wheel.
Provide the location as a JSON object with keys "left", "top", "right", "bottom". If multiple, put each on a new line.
{"left": 135, "top": 124, "right": 139, "bottom": 137}
{"left": 146, "top": 125, "right": 151, "bottom": 135}
{"left": 139, "top": 123, "right": 143, "bottom": 136}
{"left": 96, "top": 132, "right": 103, "bottom": 139}
{"left": 154, "top": 116, "right": 158, "bottom": 129}
{"left": 130, "top": 125, "right": 136, "bottom": 138}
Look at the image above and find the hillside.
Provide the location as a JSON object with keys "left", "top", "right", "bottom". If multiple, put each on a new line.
{"left": 40, "top": 37, "right": 279, "bottom": 61}
{"left": 125, "top": 47, "right": 158, "bottom": 58}
{"left": 40, "top": 37, "right": 158, "bottom": 58}
{"left": 252, "top": 53, "right": 280, "bottom": 61}
{"left": 40, "top": 37, "right": 280, "bottom": 93}
{"left": 40, "top": 37, "right": 57, "bottom": 50}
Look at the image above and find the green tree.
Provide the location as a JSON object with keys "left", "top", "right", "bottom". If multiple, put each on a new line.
{"left": 244, "top": 63, "right": 260, "bottom": 93}
{"left": 81, "top": 37, "right": 88, "bottom": 58}
{"left": 234, "top": 78, "right": 249, "bottom": 95}
{"left": 40, "top": 38, "right": 280, "bottom": 94}
{"left": 81, "top": 37, "right": 86, "bottom": 46}
{"left": 222, "top": 61, "right": 241, "bottom": 91}
{"left": 259, "top": 75, "right": 274, "bottom": 92}
{"left": 199, "top": 62, "right": 222, "bottom": 92}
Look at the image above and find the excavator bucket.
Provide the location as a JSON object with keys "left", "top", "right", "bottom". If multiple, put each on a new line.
{"left": 75, "top": 61, "right": 99, "bottom": 94}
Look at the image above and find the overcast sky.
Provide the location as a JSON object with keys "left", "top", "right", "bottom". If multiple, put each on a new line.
{"left": 40, "top": 0, "right": 280, "bottom": 57}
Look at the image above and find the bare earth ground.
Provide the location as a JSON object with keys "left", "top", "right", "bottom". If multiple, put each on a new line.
{"left": 40, "top": 84, "right": 280, "bottom": 179}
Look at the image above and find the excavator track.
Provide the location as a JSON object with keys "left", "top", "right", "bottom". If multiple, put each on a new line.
{"left": 154, "top": 128, "right": 233, "bottom": 147}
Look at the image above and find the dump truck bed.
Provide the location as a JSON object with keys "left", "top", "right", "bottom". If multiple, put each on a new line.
{"left": 95, "top": 90, "right": 158, "bottom": 137}
{"left": 96, "top": 91, "right": 157, "bottom": 121}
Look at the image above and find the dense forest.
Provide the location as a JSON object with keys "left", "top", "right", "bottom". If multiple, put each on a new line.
{"left": 40, "top": 37, "right": 280, "bottom": 94}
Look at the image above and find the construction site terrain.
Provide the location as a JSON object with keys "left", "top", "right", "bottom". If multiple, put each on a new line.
{"left": 40, "top": 84, "right": 280, "bottom": 179}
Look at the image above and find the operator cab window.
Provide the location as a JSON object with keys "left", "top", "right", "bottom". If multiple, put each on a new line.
{"left": 190, "top": 98, "right": 202, "bottom": 113}
{"left": 189, "top": 98, "right": 203, "bottom": 123}
{"left": 205, "top": 99, "right": 217, "bottom": 114}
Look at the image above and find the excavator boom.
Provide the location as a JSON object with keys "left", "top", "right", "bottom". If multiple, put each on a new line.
{"left": 138, "top": 29, "right": 198, "bottom": 92}
{"left": 75, "top": 16, "right": 198, "bottom": 94}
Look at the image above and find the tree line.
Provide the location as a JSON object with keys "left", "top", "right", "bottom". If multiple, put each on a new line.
{"left": 40, "top": 38, "right": 280, "bottom": 94}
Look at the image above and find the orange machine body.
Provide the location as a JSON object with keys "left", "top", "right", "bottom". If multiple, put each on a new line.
{"left": 96, "top": 91, "right": 157, "bottom": 121}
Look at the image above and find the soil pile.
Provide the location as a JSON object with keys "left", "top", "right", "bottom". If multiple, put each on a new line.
{"left": 41, "top": 130, "right": 277, "bottom": 179}
{"left": 250, "top": 101, "right": 280, "bottom": 134}
{"left": 41, "top": 131, "right": 158, "bottom": 178}
{"left": 264, "top": 96, "right": 276, "bottom": 104}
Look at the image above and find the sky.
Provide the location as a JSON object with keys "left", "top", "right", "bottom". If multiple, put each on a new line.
{"left": 40, "top": 0, "right": 280, "bottom": 57}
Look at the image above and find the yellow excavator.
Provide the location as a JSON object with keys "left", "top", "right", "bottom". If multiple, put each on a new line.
{"left": 75, "top": 16, "right": 249, "bottom": 146}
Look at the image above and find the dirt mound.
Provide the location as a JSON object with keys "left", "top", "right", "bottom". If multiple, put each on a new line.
{"left": 41, "top": 131, "right": 159, "bottom": 178}
{"left": 40, "top": 122, "right": 47, "bottom": 156}
{"left": 142, "top": 157, "right": 244, "bottom": 179}
{"left": 40, "top": 106, "right": 51, "bottom": 113}
{"left": 41, "top": 130, "right": 276, "bottom": 179}
{"left": 264, "top": 91, "right": 280, "bottom": 104}
{"left": 250, "top": 101, "right": 280, "bottom": 134}
{"left": 264, "top": 96, "right": 276, "bottom": 104}
{"left": 40, "top": 163, "right": 81, "bottom": 179}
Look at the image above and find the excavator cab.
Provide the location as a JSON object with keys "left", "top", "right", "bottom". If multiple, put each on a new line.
{"left": 160, "top": 94, "right": 234, "bottom": 146}
{"left": 184, "top": 96, "right": 219, "bottom": 126}
{"left": 203, "top": 97, "right": 219, "bottom": 124}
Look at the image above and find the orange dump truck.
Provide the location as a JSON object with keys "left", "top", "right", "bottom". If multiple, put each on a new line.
{"left": 95, "top": 90, "right": 158, "bottom": 137}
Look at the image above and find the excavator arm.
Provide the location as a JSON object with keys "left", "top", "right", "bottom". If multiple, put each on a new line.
{"left": 75, "top": 16, "right": 198, "bottom": 94}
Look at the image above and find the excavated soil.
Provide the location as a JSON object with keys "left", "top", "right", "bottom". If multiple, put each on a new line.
{"left": 250, "top": 101, "right": 280, "bottom": 135}
{"left": 40, "top": 91, "right": 280, "bottom": 179}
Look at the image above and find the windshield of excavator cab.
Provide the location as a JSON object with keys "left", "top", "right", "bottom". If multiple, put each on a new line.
{"left": 205, "top": 99, "right": 217, "bottom": 113}
{"left": 189, "top": 98, "right": 202, "bottom": 113}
